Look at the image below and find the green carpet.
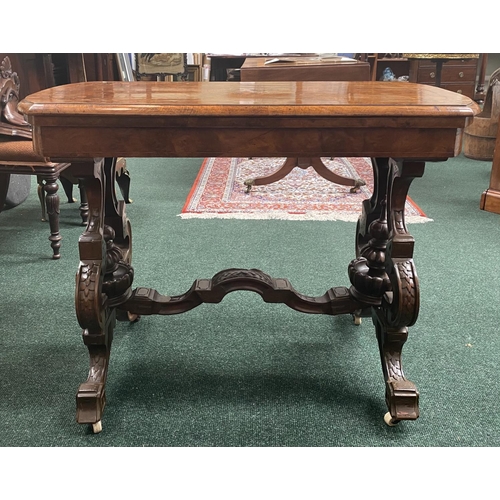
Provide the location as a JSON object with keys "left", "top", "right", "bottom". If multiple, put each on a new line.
{"left": 0, "top": 154, "right": 499, "bottom": 447}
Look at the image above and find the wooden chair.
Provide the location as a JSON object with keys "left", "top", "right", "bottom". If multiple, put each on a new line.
{"left": 0, "top": 55, "right": 88, "bottom": 259}
{"left": 0, "top": 56, "right": 133, "bottom": 259}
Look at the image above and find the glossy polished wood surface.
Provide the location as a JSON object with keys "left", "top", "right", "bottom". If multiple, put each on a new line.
{"left": 19, "top": 81, "right": 478, "bottom": 159}
{"left": 20, "top": 81, "right": 477, "bottom": 116}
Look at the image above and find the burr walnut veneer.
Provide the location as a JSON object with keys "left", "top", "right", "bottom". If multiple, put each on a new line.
{"left": 19, "top": 81, "right": 478, "bottom": 433}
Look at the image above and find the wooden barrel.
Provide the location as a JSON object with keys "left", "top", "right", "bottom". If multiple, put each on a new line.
{"left": 464, "top": 68, "right": 500, "bottom": 160}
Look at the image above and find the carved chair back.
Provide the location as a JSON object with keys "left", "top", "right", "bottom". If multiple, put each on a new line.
{"left": 0, "top": 56, "right": 32, "bottom": 139}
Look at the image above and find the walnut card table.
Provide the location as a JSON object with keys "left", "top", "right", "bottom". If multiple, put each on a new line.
{"left": 19, "top": 81, "right": 478, "bottom": 433}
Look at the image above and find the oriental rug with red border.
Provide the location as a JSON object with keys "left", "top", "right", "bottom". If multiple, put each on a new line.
{"left": 180, "top": 157, "right": 430, "bottom": 222}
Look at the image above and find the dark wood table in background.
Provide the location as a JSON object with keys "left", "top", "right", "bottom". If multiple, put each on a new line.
{"left": 240, "top": 56, "right": 370, "bottom": 82}
{"left": 19, "top": 81, "right": 477, "bottom": 433}
{"left": 240, "top": 56, "right": 371, "bottom": 192}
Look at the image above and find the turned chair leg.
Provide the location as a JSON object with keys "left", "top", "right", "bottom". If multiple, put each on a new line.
{"left": 41, "top": 176, "right": 62, "bottom": 259}
{"left": 37, "top": 176, "right": 47, "bottom": 221}
{"left": 78, "top": 180, "right": 89, "bottom": 225}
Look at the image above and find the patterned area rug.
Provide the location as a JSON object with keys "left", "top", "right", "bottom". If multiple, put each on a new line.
{"left": 180, "top": 157, "right": 431, "bottom": 222}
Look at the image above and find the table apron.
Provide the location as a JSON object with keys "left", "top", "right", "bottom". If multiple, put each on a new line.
{"left": 32, "top": 126, "right": 463, "bottom": 159}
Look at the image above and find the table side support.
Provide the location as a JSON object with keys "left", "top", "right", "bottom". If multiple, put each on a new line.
{"left": 74, "top": 157, "right": 134, "bottom": 428}
{"left": 74, "top": 153, "right": 427, "bottom": 430}
{"left": 350, "top": 158, "right": 425, "bottom": 423}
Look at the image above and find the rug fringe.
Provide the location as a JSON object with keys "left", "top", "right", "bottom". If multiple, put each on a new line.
{"left": 178, "top": 212, "right": 433, "bottom": 223}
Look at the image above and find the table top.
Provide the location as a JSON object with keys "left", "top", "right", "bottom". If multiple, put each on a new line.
{"left": 20, "top": 81, "right": 478, "bottom": 119}
{"left": 18, "top": 81, "right": 479, "bottom": 160}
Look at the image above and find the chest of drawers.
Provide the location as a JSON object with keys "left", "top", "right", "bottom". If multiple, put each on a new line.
{"left": 408, "top": 57, "right": 479, "bottom": 98}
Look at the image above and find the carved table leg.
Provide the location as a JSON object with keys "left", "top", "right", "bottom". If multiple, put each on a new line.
{"left": 74, "top": 158, "right": 134, "bottom": 433}
{"left": 102, "top": 157, "right": 137, "bottom": 323}
{"left": 349, "top": 158, "right": 425, "bottom": 425}
{"left": 103, "top": 158, "right": 132, "bottom": 262}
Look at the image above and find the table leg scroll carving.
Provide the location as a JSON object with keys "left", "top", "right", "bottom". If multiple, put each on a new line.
{"left": 379, "top": 159, "right": 424, "bottom": 424}
{"left": 349, "top": 158, "right": 424, "bottom": 424}
{"left": 355, "top": 157, "right": 391, "bottom": 256}
{"left": 74, "top": 158, "right": 135, "bottom": 432}
{"left": 103, "top": 157, "right": 132, "bottom": 264}
{"left": 74, "top": 160, "right": 108, "bottom": 431}
{"left": 350, "top": 158, "right": 392, "bottom": 324}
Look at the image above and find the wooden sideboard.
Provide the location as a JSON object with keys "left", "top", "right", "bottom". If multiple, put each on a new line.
{"left": 408, "top": 57, "right": 479, "bottom": 99}
{"left": 366, "top": 53, "right": 487, "bottom": 101}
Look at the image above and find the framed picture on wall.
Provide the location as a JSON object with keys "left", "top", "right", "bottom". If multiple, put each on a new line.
{"left": 135, "top": 53, "right": 186, "bottom": 80}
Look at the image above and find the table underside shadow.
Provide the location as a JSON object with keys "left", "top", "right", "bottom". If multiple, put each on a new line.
{"left": 74, "top": 155, "right": 424, "bottom": 433}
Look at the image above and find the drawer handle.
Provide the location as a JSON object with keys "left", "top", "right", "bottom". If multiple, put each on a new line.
{"left": 457, "top": 89, "right": 463, "bottom": 94}
{"left": 459, "top": 71, "right": 464, "bottom": 78}
{"left": 430, "top": 71, "right": 435, "bottom": 78}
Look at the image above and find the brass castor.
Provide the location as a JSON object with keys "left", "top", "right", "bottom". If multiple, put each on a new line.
{"left": 384, "top": 412, "right": 400, "bottom": 427}
{"left": 353, "top": 314, "right": 362, "bottom": 325}
{"left": 92, "top": 420, "right": 103, "bottom": 434}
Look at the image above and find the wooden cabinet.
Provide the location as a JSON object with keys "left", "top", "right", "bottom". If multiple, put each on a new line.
{"left": 408, "top": 57, "right": 479, "bottom": 99}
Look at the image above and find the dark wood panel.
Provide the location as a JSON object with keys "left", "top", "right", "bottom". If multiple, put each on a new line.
{"left": 0, "top": 53, "right": 54, "bottom": 98}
